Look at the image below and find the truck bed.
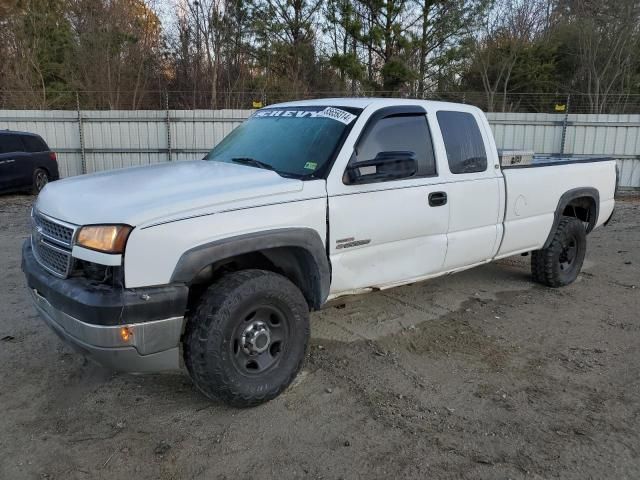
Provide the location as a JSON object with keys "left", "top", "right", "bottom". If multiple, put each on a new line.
{"left": 496, "top": 157, "right": 617, "bottom": 259}
{"left": 502, "top": 155, "right": 614, "bottom": 169}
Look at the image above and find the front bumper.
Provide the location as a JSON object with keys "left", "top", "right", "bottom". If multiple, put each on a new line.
{"left": 22, "top": 241, "right": 189, "bottom": 372}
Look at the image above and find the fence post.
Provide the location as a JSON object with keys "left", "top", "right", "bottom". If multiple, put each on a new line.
{"left": 165, "top": 91, "right": 172, "bottom": 161}
{"left": 76, "top": 92, "right": 87, "bottom": 174}
{"left": 560, "top": 94, "right": 571, "bottom": 155}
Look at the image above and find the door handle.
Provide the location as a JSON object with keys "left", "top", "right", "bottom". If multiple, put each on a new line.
{"left": 428, "top": 191, "right": 447, "bottom": 207}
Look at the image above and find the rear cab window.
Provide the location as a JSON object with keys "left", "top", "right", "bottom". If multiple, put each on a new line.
{"left": 436, "top": 111, "right": 488, "bottom": 174}
{"left": 0, "top": 134, "right": 26, "bottom": 154}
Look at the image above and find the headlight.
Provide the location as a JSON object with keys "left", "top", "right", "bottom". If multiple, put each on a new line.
{"left": 76, "top": 225, "right": 132, "bottom": 254}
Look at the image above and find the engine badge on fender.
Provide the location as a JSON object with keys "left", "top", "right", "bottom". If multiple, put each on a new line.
{"left": 336, "top": 238, "right": 371, "bottom": 249}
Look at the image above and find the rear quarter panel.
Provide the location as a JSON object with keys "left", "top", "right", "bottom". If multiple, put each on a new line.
{"left": 496, "top": 160, "right": 616, "bottom": 258}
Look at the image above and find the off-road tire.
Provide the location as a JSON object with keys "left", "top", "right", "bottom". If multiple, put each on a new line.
{"left": 531, "top": 217, "right": 587, "bottom": 287}
{"left": 183, "top": 269, "right": 309, "bottom": 408}
{"left": 32, "top": 168, "right": 49, "bottom": 194}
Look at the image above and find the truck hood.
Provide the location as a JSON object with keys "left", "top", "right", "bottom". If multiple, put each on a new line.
{"left": 36, "top": 160, "right": 306, "bottom": 227}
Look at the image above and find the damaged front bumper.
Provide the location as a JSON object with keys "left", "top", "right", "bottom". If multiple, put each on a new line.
{"left": 22, "top": 241, "right": 189, "bottom": 372}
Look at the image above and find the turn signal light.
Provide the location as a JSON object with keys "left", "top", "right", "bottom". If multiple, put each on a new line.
{"left": 120, "top": 326, "right": 133, "bottom": 342}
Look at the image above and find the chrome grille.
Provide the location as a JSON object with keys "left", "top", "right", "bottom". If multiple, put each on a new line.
{"left": 33, "top": 240, "right": 72, "bottom": 276}
{"left": 34, "top": 212, "right": 74, "bottom": 246}
{"left": 31, "top": 211, "right": 77, "bottom": 278}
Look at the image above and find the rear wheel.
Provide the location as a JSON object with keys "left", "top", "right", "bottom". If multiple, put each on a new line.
{"left": 183, "top": 269, "right": 309, "bottom": 407}
{"left": 32, "top": 168, "right": 49, "bottom": 194}
{"left": 531, "top": 217, "right": 587, "bottom": 287}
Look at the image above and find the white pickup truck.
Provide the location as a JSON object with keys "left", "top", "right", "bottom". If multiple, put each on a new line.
{"left": 22, "top": 98, "right": 617, "bottom": 407}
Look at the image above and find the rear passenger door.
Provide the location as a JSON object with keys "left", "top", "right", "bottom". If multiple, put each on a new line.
{"left": 327, "top": 106, "right": 451, "bottom": 294}
{"left": 435, "top": 110, "right": 503, "bottom": 269}
{"left": 0, "top": 134, "right": 28, "bottom": 190}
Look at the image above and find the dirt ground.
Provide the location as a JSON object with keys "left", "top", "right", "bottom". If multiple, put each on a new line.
{"left": 0, "top": 193, "right": 638, "bottom": 480}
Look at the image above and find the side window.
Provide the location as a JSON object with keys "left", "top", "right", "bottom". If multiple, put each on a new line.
{"left": 0, "top": 135, "right": 26, "bottom": 154}
{"left": 22, "top": 135, "right": 47, "bottom": 152}
{"left": 436, "top": 111, "right": 488, "bottom": 174}
{"left": 353, "top": 115, "right": 436, "bottom": 179}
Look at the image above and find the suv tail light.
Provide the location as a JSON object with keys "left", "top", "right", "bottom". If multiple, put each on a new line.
{"left": 49, "top": 151, "right": 57, "bottom": 162}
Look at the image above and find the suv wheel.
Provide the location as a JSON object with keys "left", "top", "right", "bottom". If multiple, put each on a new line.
{"left": 183, "top": 269, "right": 309, "bottom": 407}
{"left": 531, "top": 217, "right": 587, "bottom": 287}
{"left": 32, "top": 168, "right": 49, "bottom": 194}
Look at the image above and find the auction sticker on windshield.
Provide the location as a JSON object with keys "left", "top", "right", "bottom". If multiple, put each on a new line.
{"left": 317, "top": 107, "right": 357, "bottom": 124}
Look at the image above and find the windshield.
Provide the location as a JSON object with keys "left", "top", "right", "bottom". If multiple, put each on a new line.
{"left": 204, "top": 106, "right": 361, "bottom": 178}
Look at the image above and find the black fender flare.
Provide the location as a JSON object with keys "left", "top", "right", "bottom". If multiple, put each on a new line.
{"left": 542, "top": 187, "right": 599, "bottom": 249}
{"left": 170, "top": 228, "right": 331, "bottom": 307}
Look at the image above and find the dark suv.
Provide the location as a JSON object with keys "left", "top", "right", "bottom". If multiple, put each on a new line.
{"left": 0, "top": 130, "right": 59, "bottom": 194}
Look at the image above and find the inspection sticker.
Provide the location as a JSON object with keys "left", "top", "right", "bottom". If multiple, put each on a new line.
{"left": 317, "top": 107, "right": 357, "bottom": 124}
{"left": 304, "top": 161, "right": 317, "bottom": 170}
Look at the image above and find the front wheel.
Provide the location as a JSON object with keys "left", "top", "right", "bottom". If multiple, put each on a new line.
{"left": 183, "top": 269, "right": 309, "bottom": 407}
{"left": 531, "top": 217, "right": 587, "bottom": 287}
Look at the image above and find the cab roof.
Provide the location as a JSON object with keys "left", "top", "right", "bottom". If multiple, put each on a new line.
{"left": 269, "top": 97, "right": 480, "bottom": 112}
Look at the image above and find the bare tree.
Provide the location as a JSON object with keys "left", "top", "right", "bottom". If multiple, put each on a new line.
{"left": 68, "top": 0, "right": 165, "bottom": 109}
{"left": 573, "top": 0, "right": 639, "bottom": 113}
{"left": 413, "top": 0, "right": 486, "bottom": 97}
{"left": 471, "top": 0, "right": 547, "bottom": 111}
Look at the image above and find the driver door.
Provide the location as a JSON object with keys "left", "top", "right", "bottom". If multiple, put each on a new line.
{"left": 327, "top": 107, "right": 450, "bottom": 294}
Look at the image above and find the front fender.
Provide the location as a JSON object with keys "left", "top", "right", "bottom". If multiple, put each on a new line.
{"left": 170, "top": 228, "right": 331, "bottom": 305}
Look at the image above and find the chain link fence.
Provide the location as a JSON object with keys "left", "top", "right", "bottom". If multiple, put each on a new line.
{"left": 1, "top": 108, "right": 639, "bottom": 187}
{"left": 3, "top": 90, "right": 640, "bottom": 114}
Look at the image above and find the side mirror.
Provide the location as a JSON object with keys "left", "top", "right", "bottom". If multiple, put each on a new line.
{"left": 345, "top": 151, "right": 417, "bottom": 184}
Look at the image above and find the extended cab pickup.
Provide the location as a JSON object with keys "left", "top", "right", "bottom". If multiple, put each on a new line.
{"left": 22, "top": 99, "right": 617, "bottom": 407}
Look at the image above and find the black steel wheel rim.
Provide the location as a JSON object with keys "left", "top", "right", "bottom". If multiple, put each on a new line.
{"left": 559, "top": 236, "right": 578, "bottom": 271}
{"left": 230, "top": 304, "right": 290, "bottom": 376}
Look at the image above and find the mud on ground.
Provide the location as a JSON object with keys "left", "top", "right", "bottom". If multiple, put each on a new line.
{"left": 0, "top": 194, "right": 638, "bottom": 479}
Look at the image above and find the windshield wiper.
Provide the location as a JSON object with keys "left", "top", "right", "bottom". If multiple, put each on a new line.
{"left": 231, "top": 157, "right": 275, "bottom": 171}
